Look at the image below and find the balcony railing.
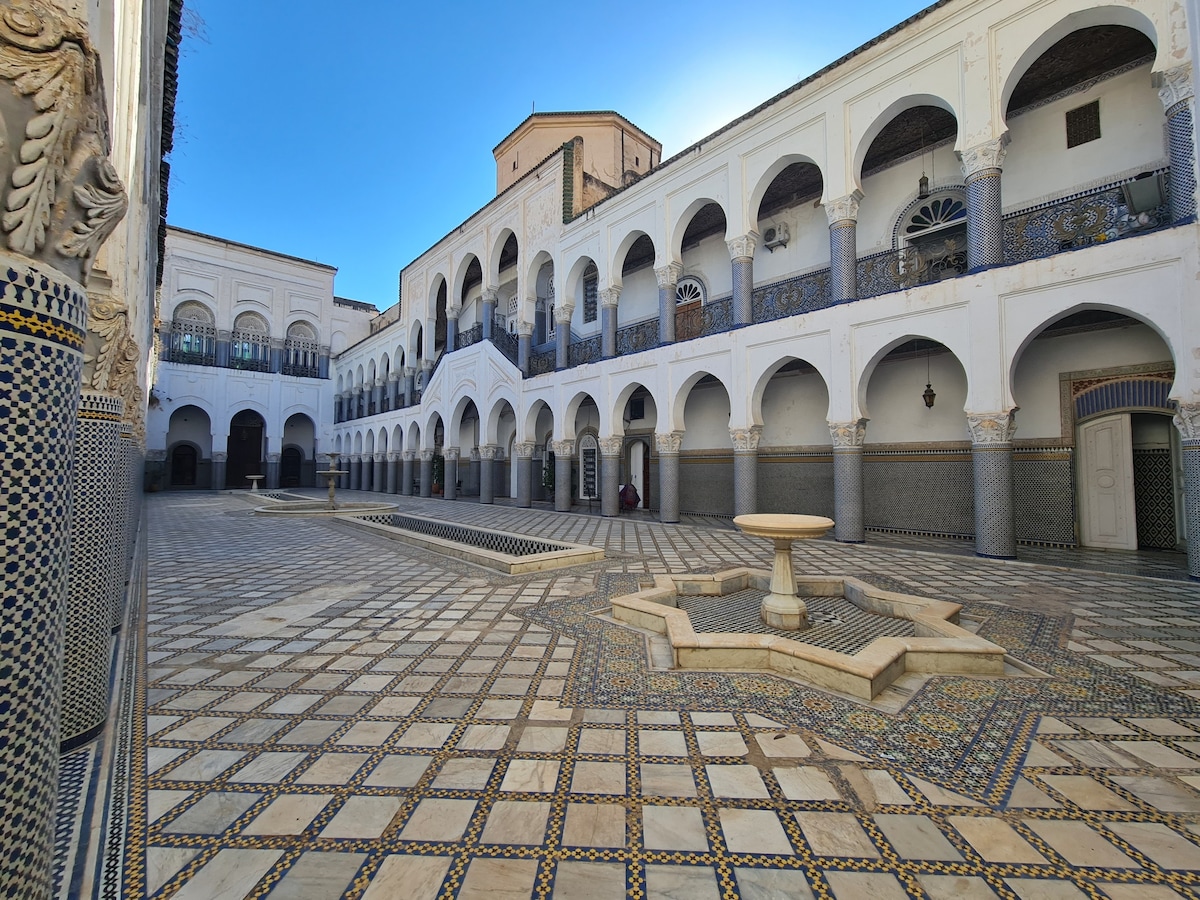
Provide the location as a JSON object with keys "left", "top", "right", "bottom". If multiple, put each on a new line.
{"left": 492, "top": 329, "right": 519, "bottom": 365}
{"left": 161, "top": 347, "right": 215, "bottom": 366}
{"left": 752, "top": 269, "right": 833, "bottom": 322}
{"left": 1004, "top": 185, "right": 1168, "bottom": 263}
{"left": 616, "top": 318, "right": 659, "bottom": 356}
{"left": 675, "top": 297, "right": 733, "bottom": 341}
{"left": 529, "top": 347, "right": 556, "bottom": 375}
{"left": 458, "top": 323, "right": 484, "bottom": 349}
{"left": 282, "top": 363, "right": 320, "bottom": 378}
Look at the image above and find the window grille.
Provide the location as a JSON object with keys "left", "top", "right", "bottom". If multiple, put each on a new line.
{"left": 1066, "top": 100, "right": 1101, "bottom": 148}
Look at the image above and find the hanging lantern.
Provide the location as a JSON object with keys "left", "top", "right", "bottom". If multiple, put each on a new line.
{"left": 918, "top": 173, "right": 930, "bottom": 200}
{"left": 923, "top": 383, "right": 936, "bottom": 408}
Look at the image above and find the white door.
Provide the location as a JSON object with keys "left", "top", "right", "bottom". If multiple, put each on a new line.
{"left": 630, "top": 441, "right": 645, "bottom": 508}
{"left": 1078, "top": 414, "right": 1137, "bottom": 550}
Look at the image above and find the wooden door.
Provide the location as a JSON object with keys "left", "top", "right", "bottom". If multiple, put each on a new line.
{"left": 1078, "top": 414, "right": 1136, "bottom": 549}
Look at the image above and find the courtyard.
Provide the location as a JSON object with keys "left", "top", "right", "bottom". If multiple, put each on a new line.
{"left": 69, "top": 491, "right": 1200, "bottom": 898}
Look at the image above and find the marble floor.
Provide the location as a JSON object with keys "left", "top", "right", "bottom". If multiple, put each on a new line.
{"left": 67, "top": 491, "right": 1200, "bottom": 898}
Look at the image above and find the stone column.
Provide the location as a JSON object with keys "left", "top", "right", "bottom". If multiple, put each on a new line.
{"left": 211, "top": 451, "right": 228, "bottom": 491}
{"left": 494, "top": 448, "right": 508, "bottom": 498}
{"left": 600, "top": 287, "right": 620, "bottom": 358}
{"left": 269, "top": 337, "right": 284, "bottom": 374}
{"left": 403, "top": 367, "right": 416, "bottom": 407}
{"left": 1174, "top": 404, "right": 1200, "bottom": 580}
{"left": 319, "top": 347, "right": 330, "bottom": 379}
{"left": 600, "top": 437, "right": 623, "bottom": 517}
{"left": 469, "top": 447, "right": 481, "bottom": 495}
{"left": 359, "top": 385, "right": 370, "bottom": 418}
{"left": 656, "top": 432, "right": 683, "bottom": 523}
{"left": 446, "top": 302, "right": 460, "bottom": 352}
{"left": 385, "top": 452, "right": 400, "bottom": 494}
{"left": 118, "top": 424, "right": 138, "bottom": 575}
{"left": 421, "top": 359, "right": 434, "bottom": 396}
{"left": 534, "top": 297, "right": 548, "bottom": 345}
{"left": 655, "top": 262, "right": 682, "bottom": 344}
{"left": 727, "top": 234, "right": 757, "bottom": 327}
{"left": 333, "top": 392, "right": 343, "bottom": 424}
{"left": 830, "top": 420, "right": 867, "bottom": 543}
{"left": 731, "top": 426, "right": 762, "bottom": 516}
{"left": 215, "top": 329, "right": 231, "bottom": 368}
{"left": 960, "top": 137, "right": 1008, "bottom": 270}
{"left": 266, "top": 452, "right": 281, "bottom": 490}
{"left": 532, "top": 449, "right": 547, "bottom": 502}
{"left": 387, "top": 373, "right": 400, "bottom": 412}
{"left": 968, "top": 411, "right": 1018, "bottom": 559}
{"left": 515, "top": 442, "right": 535, "bottom": 508}
{"left": 373, "top": 453, "right": 386, "bottom": 494}
{"left": 349, "top": 454, "right": 362, "bottom": 491}
{"left": 1158, "top": 65, "right": 1197, "bottom": 222}
{"left": 825, "top": 193, "right": 861, "bottom": 302}
{"left": 481, "top": 288, "right": 498, "bottom": 341}
{"left": 479, "top": 445, "right": 498, "bottom": 504}
{"left": 402, "top": 451, "right": 416, "bottom": 496}
{"left": 552, "top": 439, "right": 575, "bottom": 512}
{"left": 517, "top": 320, "right": 533, "bottom": 376}
{"left": 555, "top": 304, "right": 573, "bottom": 369}
{"left": 419, "top": 450, "right": 434, "bottom": 497}
{"left": 444, "top": 447, "right": 460, "bottom": 501}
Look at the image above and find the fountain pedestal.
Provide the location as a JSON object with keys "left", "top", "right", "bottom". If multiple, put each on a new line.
{"left": 246, "top": 475, "right": 264, "bottom": 492}
{"left": 732, "top": 514, "right": 834, "bottom": 630}
{"left": 317, "top": 469, "right": 350, "bottom": 510}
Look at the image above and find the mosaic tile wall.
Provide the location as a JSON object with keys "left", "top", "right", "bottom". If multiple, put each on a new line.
{"left": 1134, "top": 447, "right": 1178, "bottom": 550}
{"left": 1013, "top": 453, "right": 1076, "bottom": 546}
{"left": 678, "top": 456, "right": 735, "bottom": 516}
{"left": 864, "top": 452, "right": 976, "bottom": 537}
{"left": 757, "top": 455, "right": 835, "bottom": 518}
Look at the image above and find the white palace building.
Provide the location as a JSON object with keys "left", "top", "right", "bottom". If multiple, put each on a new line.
{"left": 152, "top": 0, "right": 1200, "bottom": 577}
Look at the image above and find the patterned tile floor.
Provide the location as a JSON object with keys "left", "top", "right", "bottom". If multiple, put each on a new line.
{"left": 73, "top": 491, "right": 1200, "bottom": 898}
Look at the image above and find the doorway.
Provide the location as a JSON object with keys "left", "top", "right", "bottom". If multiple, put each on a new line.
{"left": 226, "top": 410, "right": 265, "bottom": 488}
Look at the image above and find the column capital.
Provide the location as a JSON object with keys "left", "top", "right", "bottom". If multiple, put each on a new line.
{"left": 420, "top": 359, "right": 434, "bottom": 371}
{"left": 655, "top": 262, "right": 684, "bottom": 287}
{"left": 599, "top": 286, "right": 621, "bottom": 309}
{"left": 829, "top": 419, "right": 868, "bottom": 448}
{"left": 1174, "top": 402, "right": 1200, "bottom": 441}
{"left": 470, "top": 447, "right": 481, "bottom": 461}
{"left": 517, "top": 319, "right": 534, "bottom": 336}
{"left": 403, "top": 450, "right": 417, "bottom": 461}
{"left": 481, "top": 286, "right": 499, "bottom": 304}
{"left": 420, "top": 449, "right": 435, "bottom": 462}
{"left": 554, "top": 303, "right": 574, "bottom": 324}
{"left": 374, "top": 452, "right": 386, "bottom": 462}
{"left": 403, "top": 366, "right": 416, "bottom": 377}
{"left": 824, "top": 192, "right": 863, "bottom": 227}
{"left": 513, "top": 441, "right": 536, "bottom": 458}
{"left": 726, "top": 233, "right": 759, "bottom": 261}
{"left": 447, "top": 302, "right": 462, "bottom": 319}
{"left": 387, "top": 451, "right": 401, "bottom": 462}
{"left": 444, "top": 446, "right": 460, "bottom": 461}
{"left": 655, "top": 431, "right": 684, "bottom": 455}
{"left": 966, "top": 410, "right": 1018, "bottom": 445}
{"left": 730, "top": 426, "right": 763, "bottom": 452}
{"left": 960, "top": 135, "right": 1009, "bottom": 180}
{"left": 480, "top": 444, "right": 499, "bottom": 460}
{"left": 388, "top": 371, "right": 401, "bottom": 382}
{"left": 550, "top": 439, "right": 575, "bottom": 456}
{"left": 1156, "top": 64, "right": 1194, "bottom": 113}
{"left": 599, "top": 436, "right": 623, "bottom": 457}
{"left": 212, "top": 451, "right": 228, "bottom": 462}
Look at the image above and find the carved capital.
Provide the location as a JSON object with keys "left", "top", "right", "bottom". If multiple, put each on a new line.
{"left": 829, "top": 419, "right": 868, "bottom": 448}
{"left": 420, "top": 449, "right": 435, "bottom": 462}
{"left": 550, "top": 439, "right": 574, "bottom": 456}
{"left": 0, "top": 1, "right": 128, "bottom": 284}
{"left": 403, "top": 366, "right": 416, "bottom": 378}
{"left": 655, "top": 262, "right": 684, "bottom": 288}
{"left": 470, "top": 447, "right": 481, "bottom": 461}
{"left": 373, "top": 452, "right": 386, "bottom": 462}
{"left": 1173, "top": 402, "right": 1200, "bottom": 442}
{"left": 447, "top": 302, "right": 462, "bottom": 319}
{"left": 388, "top": 372, "right": 400, "bottom": 383}
{"left": 959, "top": 136, "right": 1009, "bottom": 179}
{"left": 730, "top": 426, "right": 763, "bottom": 452}
{"left": 444, "top": 446, "right": 460, "bottom": 461}
{"left": 726, "top": 233, "right": 758, "bottom": 260}
{"left": 824, "top": 192, "right": 862, "bottom": 227}
{"left": 387, "top": 451, "right": 400, "bottom": 462}
{"left": 517, "top": 319, "right": 533, "bottom": 336}
{"left": 655, "top": 431, "right": 683, "bottom": 455}
{"left": 212, "top": 451, "right": 228, "bottom": 462}
{"left": 83, "top": 290, "right": 143, "bottom": 422}
{"left": 420, "top": 359, "right": 433, "bottom": 371}
{"left": 554, "top": 303, "right": 574, "bottom": 324}
{"left": 513, "top": 441, "right": 535, "bottom": 458}
{"left": 403, "top": 450, "right": 416, "bottom": 461}
{"left": 480, "top": 444, "right": 499, "bottom": 460}
{"left": 599, "top": 436, "right": 623, "bottom": 457}
{"left": 966, "top": 410, "right": 1018, "bottom": 445}
{"left": 1156, "top": 64, "right": 1194, "bottom": 112}
{"left": 481, "top": 287, "right": 499, "bottom": 306}
{"left": 599, "top": 286, "right": 621, "bottom": 309}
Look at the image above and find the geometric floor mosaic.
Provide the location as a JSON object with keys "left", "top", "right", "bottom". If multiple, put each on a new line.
{"left": 70, "top": 493, "right": 1200, "bottom": 898}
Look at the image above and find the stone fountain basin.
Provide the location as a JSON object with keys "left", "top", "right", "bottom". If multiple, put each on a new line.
{"left": 610, "top": 568, "right": 1006, "bottom": 700}
{"left": 250, "top": 496, "right": 399, "bottom": 516}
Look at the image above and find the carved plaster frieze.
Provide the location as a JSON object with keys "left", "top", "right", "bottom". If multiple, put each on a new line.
{"left": 1157, "top": 64, "right": 1195, "bottom": 112}
{"left": 967, "top": 410, "right": 1018, "bottom": 445}
{"left": 599, "top": 287, "right": 621, "bottom": 309}
{"left": 550, "top": 439, "right": 574, "bottom": 456}
{"left": 730, "top": 426, "right": 763, "bottom": 452}
{"left": 598, "top": 436, "right": 623, "bottom": 457}
{"left": 959, "top": 135, "right": 1010, "bottom": 179}
{"left": 444, "top": 446, "right": 460, "bottom": 461}
{"left": 726, "top": 233, "right": 758, "bottom": 260}
{"left": 470, "top": 447, "right": 481, "bottom": 461}
{"left": 655, "top": 431, "right": 683, "bottom": 454}
{"left": 654, "top": 262, "right": 683, "bottom": 288}
{"left": 828, "top": 419, "right": 868, "bottom": 448}
{"left": 513, "top": 441, "right": 535, "bottom": 458}
{"left": 1174, "top": 402, "right": 1200, "bottom": 441}
{"left": 374, "top": 452, "right": 386, "bottom": 462}
{"left": 823, "top": 193, "right": 862, "bottom": 227}
{"left": 0, "top": 1, "right": 128, "bottom": 284}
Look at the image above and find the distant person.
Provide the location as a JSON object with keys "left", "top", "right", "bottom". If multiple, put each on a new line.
{"left": 620, "top": 482, "right": 640, "bottom": 510}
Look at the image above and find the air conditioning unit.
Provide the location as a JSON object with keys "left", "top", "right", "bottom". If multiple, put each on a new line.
{"left": 762, "top": 222, "right": 789, "bottom": 251}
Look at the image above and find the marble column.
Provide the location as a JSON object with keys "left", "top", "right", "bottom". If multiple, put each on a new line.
{"left": 656, "top": 432, "right": 683, "bottom": 523}
{"left": 479, "top": 445, "right": 498, "bottom": 504}
{"left": 1174, "top": 404, "right": 1200, "bottom": 580}
{"left": 655, "top": 262, "right": 682, "bottom": 345}
{"left": 731, "top": 426, "right": 762, "bottom": 516}
{"left": 421, "top": 359, "right": 434, "bottom": 396}
{"left": 266, "top": 452, "right": 280, "bottom": 489}
{"left": 968, "top": 411, "right": 1018, "bottom": 559}
{"left": 1158, "top": 65, "right": 1197, "bottom": 222}
{"left": 481, "top": 288, "right": 498, "bottom": 341}
{"left": 517, "top": 320, "right": 533, "bottom": 375}
{"left": 349, "top": 454, "right": 362, "bottom": 491}
{"left": 359, "top": 385, "right": 369, "bottom": 418}
{"left": 825, "top": 193, "right": 861, "bottom": 303}
{"left": 444, "top": 447, "right": 460, "bottom": 501}
{"left": 600, "top": 437, "right": 623, "bottom": 517}
{"left": 402, "top": 451, "right": 416, "bottom": 496}
{"left": 385, "top": 452, "right": 399, "bottom": 494}
{"left": 211, "top": 451, "right": 228, "bottom": 491}
{"left": 419, "top": 450, "right": 434, "bottom": 497}
{"left": 600, "top": 287, "right": 620, "bottom": 358}
{"left": 960, "top": 137, "right": 1008, "bottom": 270}
{"left": 552, "top": 439, "right": 575, "bottom": 512}
{"left": 534, "top": 297, "right": 548, "bottom": 345}
{"left": 555, "top": 305, "right": 573, "bottom": 369}
{"left": 334, "top": 392, "right": 343, "bottom": 423}
{"left": 830, "top": 419, "right": 867, "bottom": 543}
{"left": 469, "top": 447, "right": 481, "bottom": 495}
{"left": 515, "top": 442, "right": 535, "bottom": 508}
{"left": 373, "top": 453, "right": 386, "bottom": 494}
{"left": 387, "top": 374, "right": 400, "bottom": 412}
{"left": 403, "top": 367, "right": 416, "bottom": 407}
{"left": 727, "top": 234, "right": 757, "bottom": 327}
{"left": 446, "top": 303, "right": 460, "bottom": 352}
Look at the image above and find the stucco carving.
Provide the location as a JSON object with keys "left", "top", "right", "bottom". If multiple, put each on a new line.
{"left": 655, "top": 431, "right": 683, "bottom": 454}
{"left": 554, "top": 303, "right": 574, "bottom": 324}
{"left": 654, "top": 262, "right": 683, "bottom": 288}
{"left": 966, "top": 410, "right": 1018, "bottom": 444}
{"left": 1156, "top": 64, "right": 1194, "bottom": 112}
{"left": 83, "top": 291, "right": 144, "bottom": 434}
{"left": 517, "top": 320, "right": 533, "bottom": 336}
{"left": 823, "top": 193, "right": 862, "bottom": 226}
{"left": 959, "top": 136, "right": 1009, "bottom": 178}
{"left": 828, "top": 419, "right": 868, "bottom": 448}
{"left": 480, "top": 444, "right": 499, "bottom": 460}
{"left": 387, "top": 451, "right": 400, "bottom": 462}
{"left": 420, "top": 449, "right": 434, "bottom": 462}
{"left": 599, "top": 286, "right": 621, "bottom": 309}
{"left": 513, "top": 441, "right": 535, "bottom": 458}
{"left": 444, "top": 446, "right": 460, "bottom": 461}
{"left": 403, "top": 450, "right": 416, "bottom": 461}
{"left": 730, "top": 426, "right": 762, "bottom": 452}
{"left": 599, "top": 436, "right": 623, "bottom": 457}
{"left": 1174, "top": 402, "right": 1200, "bottom": 442}
{"left": 0, "top": 0, "right": 128, "bottom": 284}
{"left": 550, "top": 439, "right": 574, "bottom": 456}
{"left": 726, "top": 233, "right": 758, "bottom": 260}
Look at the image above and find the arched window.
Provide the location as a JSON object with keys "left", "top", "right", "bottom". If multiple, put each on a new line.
{"left": 168, "top": 301, "right": 216, "bottom": 365}
{"left": 283, "top": 320, "right": 320, "bottom": 377}
{"left": 675, "top": 277, "right": 706, "bottom": 306}
{"left": 900, "top": 190, "right": 968, "bottom": 284}
{"left": 231, "top": 312, "right": 271, "bottom": 372}
{"left": 582, "top": 263, "right": 598, "bottom": 323}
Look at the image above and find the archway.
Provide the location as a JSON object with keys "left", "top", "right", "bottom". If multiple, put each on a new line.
{"left": 226, "top": 409, "right": 265, "bottom": 488}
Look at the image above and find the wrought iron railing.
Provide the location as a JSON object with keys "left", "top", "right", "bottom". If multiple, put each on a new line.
{"left": 1003, "top": 184, "right": 1168, "bottom": 264}
{"left": 675, "top": 297, "right": 733, "bottom": 341}
{"left": 458, "top": 323, "right": 483, "bottom": 349}
{"left": 752, "top": 268, "right": 831, "bottom": 322}
{"left": 615, "top": 318, "right": 659, "bottom": 356}
{"left": 529, "top": 348, "right": 556, "bottom": 376}
{"left": 282, "top": 363, "right": 320, "bottom": 378}
{"left": 492, "top": 329, "right": 519, "bottom": 365}
{"left": 161, "top": 347, "right": 215, "bottom": 366}
{"left": 229, "top": 357, "right": 270, "bottom": 372}
{"left": 568, "top": 335, "right": 602, "bottom": 367}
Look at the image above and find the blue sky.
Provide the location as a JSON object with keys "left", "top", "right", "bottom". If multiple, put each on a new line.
{"left": 169, "top": 1, "right": 934, "bottom": 307}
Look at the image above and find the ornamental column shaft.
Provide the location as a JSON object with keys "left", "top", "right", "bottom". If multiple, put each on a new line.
{"left": 1158, "top": 66, "right": 1197, "bottom": 222}
{"left": 481, "top": 288, "right": 498, "bottom": 341}
{"left": 266, "top": 452, "right": 280, "bottom": 490}
{"left": 401, "top": 451, "right": 415, "bottom": 496}
{"left": 656, "top": 432, "right": 683, "bottom": 523}
{"left": 825, "top": 194, "right": 860, "bottom": 303}
{"left": 656, "top": 263, "right": 682, "bottom": 344}
{"left": 386, "top": 374, "right": 400, "bottom": 412}
{"left": 968, "top": 411, "right": 1018, "bottom": 559}
{"left": 419, "top": 450, "right": 434, "bottom": 497}
{"left": 468, "top": 447, "right": 481, "bottom": 495}
{"left": 960, "top": 137, "right": 1008, "bottom": 270}
{"left": 517, "top": 321, "right": 532, "bottom": 376}
{"left": 727, "top": 235, "right": 757, "bottom": 326}
{"left": 211, "top": 451, "right": 228, "bottom": 491}
{"left": 552, "top": 440, "right": 574, "bottom": 512}
{"left": 731, "top": 426, "right": 762, "bottom": 516}
{"left": 1172, "top": 404, "right": 1200, "bottom": 579}
{"left": 403, "top": 367, "right": 415, "bottom": 407}
{"left": 444, "top": 447, "right": 460, "bottom": 501}
{"left": 446, "top": 303, "right": 460, "bottom": 352}
{"left": 372, "top": 453, "right": 386, "bottom": 494}
{"left": 479, "top": 445, "right": 497, "bottom": 504}
{"left": 830, "top": 420, "right": 867, "bottom": 543}
{"left": 555, "top": 305, "right": 573, "bottom": 369}
{"left": 600, "top": 287, "right": 620, "bottom": 358}
{"left": 349, "top": 455, "right": 362, "bottom": 491}
{"left": 600, "top": 437, "right": 623, "bottom": 517}
{"left": 515, "top": 442, "right": 535, "bottom": 508}
{"left": 385, "top": 452, "right": 399, "bottom": 494}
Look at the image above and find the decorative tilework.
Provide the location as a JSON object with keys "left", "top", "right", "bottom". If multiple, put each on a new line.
{"left": 732, "top": 452, "right": 757, "bottom": 517}
{"left": 1167, "top": 103, "right": 1197, "bottom": 221}
{"left": 829, "top": 222, "right": 857, "bottom": 301}
{"left": 1183, "top": 443, "right": 1200, "bottom": 580}
{"left": 966, "top": 171, "right": 1004, "bottom": 269}
{"left": 972, "top": 446, "right": 1016, "bottom": 559}
{"left": 833, "top": 449, "right": 865, "bottom": 543}
{"left": 1133, "top": 448, "right": 1177, "bottom": 550}
{"left": 1075, "top": 378, "right": 1173, "bottom": 420}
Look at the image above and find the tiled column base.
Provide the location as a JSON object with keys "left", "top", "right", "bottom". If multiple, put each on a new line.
{"left": 349, "top": 457, "right": 361, "bottom": 491}
{"left": 444, "top": 452, "right": 459, "bottom": 501}
{"left": 118, "top": 426, "right": 136, "bottom": 600}
{"left": 401, "top": 453, "right": 415, "bottom": 497}
{"left": 966, "top": 170, "right": 1004, "bottom": 269}
{"left": 211, "top": 452, "right": 227, "bottom": 491}
{"left": 553, "top": 441, "right": 574, "bottom": 512}
{"left": 0, "top": 259, "right": 87, "bottom": 899}
{"left": 373, "top": 455, "right": 385, "bottom": 495}
{"left": 1182, "top": 441, "right": 1199, "bottom": 579}
{"left": 419, "top": 452, "right": 433, "bottom": 498}
{"left": 731, "top": 256, "right": 753, "bottom": 326}
{"left": 469, "top": 451, "right": 481, "bottom": 495}
{"left": 265, "top": 454, "right": 280, "bottom": 490}
{"left": 828, "top": 221, "right": 857, "bottom": 302}
{"left": 657, "top": 432, "right": 682, "bottom": 523}
{"left": 973, "top": 444, "right": 1016, "bottom": 559}
{"left": 1166, "top": 101, "right": 1197, "bottom": 222}
{"left": 63, "top": 391, "right": 124, "bottom": 748}
{"left": 385, "top": 453, "right": 399, "bottom": 495}
{"left": 733, "top": 451, "right": 758, "bottom": 516}
{"left": 832, "top": 449, "right": 865, "bottom": 542}
{"left": 479, "top": 447, "right": 497, "bottom": 504}
{"left": 601, "top": 440, "right": 621, "bottom": 517}
{"left": 601, "top": 303, "right": 617, "bottom": 358}
{"left": 515, "top": 445, "right": 533, "bottom": 508}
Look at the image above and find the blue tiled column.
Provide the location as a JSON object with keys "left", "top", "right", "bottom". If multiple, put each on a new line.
{"left": 446, "top": 305, "right": 460, "bottom": 352}
{"left": 601, "top": 287, "right": 620, "bottom": 357}
{"left": 349, "top": 454, "right": 362, "bottom": 491}
{"left": 552, "top": 440, "right": 574, "bottom": 512}
{"left": 727, "top": 235, "right": 757, "bottom": 326}
{"left": 960, "top": 137, "right": 1008, "bottom": 270}
{"left": 1159, "top": 66, "right": 1197, "bottom": 222}
{"left": 655, "top": 263, "right": 682, "bottom": 345}
{"left": 481, "top": 289, "right": 497, "bottom": 341}
{"left": 517, "top": 321, "right": 532, "bottom": 376}
{"left": 968, "top": 411, "right": 1018, "bottom": 559}
{"left": 266, "top": 452, "right": 280, "bottom": 489}
{"left": 386, "top": 451, "right": 399, "bottom": 494}
{"left": 825, "top": 194, "right": 860, "bottom": 303}
{"left": 419, "top": 450, "right": 434, "bottom": 497}
{"left": 373, "top": 453, "right": 386, "bottom": 494}
{"left": 830, "top": 419, "right": 867, "bottom": 542}
{"left": 515, "top": 442, "right": 534, "bottom": 508}
{"left": 555, "top": 306, "right": 573, "bottom": 369}
{"left": 211, "top": 451, "right": 228, "bottom": 491}
{"left": 403, "top": 367, "right": 415, "bottom": 407}
{"left": 1174, "top": 404, "right": 1200, "bottom": 579}
{"left": 480, "top": 445, "right": 497, "bottom": 504}
{"left": 731, "top": 426, "right": 762, "bottom": 516}
{"left": 600, "top": 437, "right": 622, "bottom": 517}
{"left": 444, "top": 448, "right": 459, "bottom": 501}
{"left": 656, "top": 432, "right": 683, "bottom": 523}
{"left": 401, "top": 451, "right": 415, "bottom": 496}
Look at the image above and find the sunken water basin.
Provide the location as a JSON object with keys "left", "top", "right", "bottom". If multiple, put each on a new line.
{"left": 610, "top": 568, "right": 1007, "bottom": 700}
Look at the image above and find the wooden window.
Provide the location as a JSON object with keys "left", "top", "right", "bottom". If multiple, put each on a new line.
{"left": 1066, "top": 100, "right": 1101, "bottom": 148}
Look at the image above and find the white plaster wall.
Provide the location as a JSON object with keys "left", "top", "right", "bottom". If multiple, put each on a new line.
{"left": 680, "top": 232, "right": 733, "bottom": 299}
{"left": 863, "top": 353, "right": 971, "bottom": 443}
{"left": 754, "top": 194, "right": 830, "bottom": 284}
{"left": 760, "top": 371, "right": 832, "bottom": 447}
{"left": 165, "top": 406, "right": 213, "bottom": 454}
{"left": 681, "top": 383, "right": 732, "bottom": 450}
{"left": 618, "top": 266, "right": 658, "bottom": 324}
{"left": 857, "top": 143, "right": 961, "bottom": 254}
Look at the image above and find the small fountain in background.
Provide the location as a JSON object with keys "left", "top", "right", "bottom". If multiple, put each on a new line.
{"left": 317, "top": 454, "right": 350, "bottom": 510}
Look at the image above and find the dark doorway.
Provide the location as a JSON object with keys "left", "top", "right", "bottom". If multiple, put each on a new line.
{"left": 226, "top": 410, "right": 265, "bottom": 488}
{"left": 170, "top": 444, "right": 197, "bottom": 486}
{"left": 281, "top": 447, "right": 303, "bottom": 487}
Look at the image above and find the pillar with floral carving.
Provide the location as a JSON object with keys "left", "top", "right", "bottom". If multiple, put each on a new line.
{"left": 419, "top": 449, "right": 434, "bottom": 497}
{"left": 961, "top": 137, "right": 1007, "bottom": 270}
{"left": 968, "top": 411, "right": 1018, "bottom": 559}
{"left": 830, "top": 420, "right": 867, "bottom": 542}
{"left": 1158, "top": 65, "right": 1197, "bottom": 223}
{"left": 401, "top": 450, "right": 416, "bottom": 496}
{"left": 728, "top": 234, "right": 757, "bottom": 326}
{"left": 600, "top": 437, "right": 623, "bottom": 517}
{"left": 479, "top": 445, "right": 498, "bottom": 503}
{"left": 444, "top": 447, "right": 460, "bottom": 500}
{"left": 514, "top": 441, "right": 535, "bottom": 507}
{"left": 731, "top": 426, "right": 762, "bottom": 516}
{"left": 656, "top": 432, "right": 683, "bottom": 523}
{"left": 552, "top": 439, "right": 575, "bottom": 512}
{"left": 825, "top": 194, "right": 860, "bottom": 302}
{"left": 656, "top": 262, "right": 682, "bottom": 344}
